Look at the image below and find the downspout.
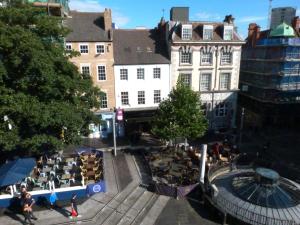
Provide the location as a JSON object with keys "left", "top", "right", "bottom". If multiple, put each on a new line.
{"left": 211, "top": 46, "right": 219, "bottom": 129}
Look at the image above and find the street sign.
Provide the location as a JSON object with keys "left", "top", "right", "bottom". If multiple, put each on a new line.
{"left": 116, "top": 108, "right": 123, "bottom": 121}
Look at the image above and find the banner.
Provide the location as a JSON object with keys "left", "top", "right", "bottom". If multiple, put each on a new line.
{"left": 86, "top": 181, "right": 106, "bottom": 196}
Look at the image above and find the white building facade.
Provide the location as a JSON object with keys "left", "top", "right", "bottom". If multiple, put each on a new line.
{"left": 167, "top": 11, "right": 244, "bottom": 130}
{"left": 114, "top": 64, "right": 171, "bottom": 110}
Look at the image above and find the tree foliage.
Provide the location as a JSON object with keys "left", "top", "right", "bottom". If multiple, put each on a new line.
{"left": 0, "top": 3, "right": 101, "bottom": 154}
{"left": 152, "top": 82, "right": 208, "bottom": 142}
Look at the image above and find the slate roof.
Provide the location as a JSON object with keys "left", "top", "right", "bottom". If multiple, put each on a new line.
{"left": 65, "top": 11, "right": 110, "bottom": 42}
{"left": 172, "top": 22, "right": 244, "bottom": 42}
{"left": 113, "top": 29, "right": 170, "bottom": 65}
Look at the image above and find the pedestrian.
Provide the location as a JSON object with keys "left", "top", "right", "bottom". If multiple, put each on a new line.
{"left": 23, "top": 203, "right": 34, "bottom": 225}
{"left": 24, "top": 193, "right": 38, "bottom": 220}
{"left": 49, "top": 191, "right": 58, "bottom": 210}
{"left": 70, "top": 193, "right": 78, "bottom": 217}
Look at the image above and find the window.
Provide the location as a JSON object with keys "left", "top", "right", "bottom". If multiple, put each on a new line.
{"left": 201, "top": 102, "right": 211, "bottom": 116}
{"left": 153, "top": 68, "right": 161, "bottom": 79}
{"left": 219, "top": 73, "right": 230, "bottom": 90}
{"left": 201, "top": 52, "right": 212, "bottom": 65}
{"left": 97, "top": 65, "right": 106, "bottom": 80}
{"left": 80, "top": 44, "right": 89, "bottom": 54}
{"left": 203, "top": 25, "right": 213, "bottom": 40}
{"left": 66, "top": 43, "right": 72, "bottom": 50}
{"left": 154, "top": 90, "right": 161, "bottom": 103}
{"left": 137, "top": 91, "right": 145, "bottom": 104}
{"left": 221, "top": 52, "right": 232, "bottom": 65}
{"left": 223, "top": 26, "right": 233, "bottom": 40}
{"left": 180, "top": 73, "right": 191, "bottom": 87}
{"left": 215, "top": 102, "right": 228, "bottom": 117}
{"left": 121, "top": 92, "right": 129, "bottom": 105}
{"left": 180, "top": 52, "right": 192, "bottom": 64}
{"left": 81, "top": 66, "right": 90, "bottom": 75}
{"left": 182, "top": 25, "right": 192, "bottom": 40}
{"left": 100, "top": 93, "right": 108, "bottom": 108}
{"left": 200, "top": 73, "right": 211, "bottom": 91}
{"left": 137, "top": 68, "right": 145, "bottom": 79}
{"left": 96, "top": 44, "right": 105, "bottom": 54}
{"left": 120, "top": 69, "right": 128, "bottom": 80}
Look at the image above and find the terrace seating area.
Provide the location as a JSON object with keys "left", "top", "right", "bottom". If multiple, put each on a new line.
{"left": 0, "top": 150, "right": 103, "bottom": 195}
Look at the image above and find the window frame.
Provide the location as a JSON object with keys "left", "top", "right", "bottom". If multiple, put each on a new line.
{"left": 100, "top": 92, "right": 108, "bottom": 109}
{"left": 201, "top": 52, "right": 213, "bottom": 65}
{"left": 215, "top": 102, "right": 229, "bottom": 117}
{"left": 95, "top": 43, "right": 105, "bottom": 54}
{"left": 137, "top": 91, "right": 145, "bottom": 105}
{"left": 223, "top": 25, "right": 233, "bottom": 41}
{"left": 97, "top": 65, "right": 106, "bottom": 81}
{"left": 200, "top": 73, "right": 212, "bottom": 91}
{"left": 153, "top": 90, "right": 161, "bottom": 104}
{"left": 220, "top": 52, "right": 232, "bottom": 65}
{"left": 203, "top": 25, "right": 214, "bottom": 40}
{"left": 153, "top": 68, "right": 161, "bottom": 79}
{"left": 219, "top": 72, "right": 231, "bottom": 90}
{"left": 137, "top": 68, "right": 145, "bottom": 80}
{"left": 181, "top": 24, "right": 193, "bottom": 40}
{"left": 121, "top": 92, "right": 129, "bottom": 105}
{"left": 120, "top": 68, "right": 128, "bottom": 80}
{"left": 80, "top": 64, "right": 91, "bottom": 76}
{"left": 179, "top": 73, "right": 192, "bottom": 87}
{"left": 79, "top": 43, "right": 89, "bottom": 54}
{"left": 65, "top": 43, "right": 72, "bottom": 51}
{"left": 180, "top": 52, "right": 192, "bottom": 65}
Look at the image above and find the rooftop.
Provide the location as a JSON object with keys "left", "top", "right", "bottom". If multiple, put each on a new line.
{"left": 270, "top": 22, "right": 296, "bottom": 37}
{"left": 65, "top": 11, "right": 110, "bottom": 42}
{"left": 113, "top": 29, "right": 170, "bottom": 65}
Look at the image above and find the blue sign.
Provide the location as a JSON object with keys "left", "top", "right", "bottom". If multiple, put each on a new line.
{"left": 86, "top": 181, "right": 106, "bottom": 196}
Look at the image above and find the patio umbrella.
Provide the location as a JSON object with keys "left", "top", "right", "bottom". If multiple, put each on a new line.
{"left": 0, "top": 158, "right": 36, "bottom": 187}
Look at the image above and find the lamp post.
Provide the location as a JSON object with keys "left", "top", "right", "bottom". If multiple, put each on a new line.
{"left": 238, "top": 107, "right": 245, "bottom": 149}
{"left": 112, "top": 111, "right": 117, "bottom": 156}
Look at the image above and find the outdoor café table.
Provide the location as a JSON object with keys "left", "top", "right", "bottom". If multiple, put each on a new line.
{"left": 37, "top": 177, "right": 48, "bottom": 183}
{"left": 43, "top": 167, "right": 52, "bottom": 173}
{"left": 61, "top": 174, "right": 71, "bottom": 180}
{"left": 47, "top": 161, "right": 55, "bottom": 166}
{"left": 65, "top": 158, "right": 74, "bottom": 163}
{"left": 86, "top": 171, "right": 95, "bottom": 179}
{"left": 63, "top": 165, "right": 72, "bottom": 171}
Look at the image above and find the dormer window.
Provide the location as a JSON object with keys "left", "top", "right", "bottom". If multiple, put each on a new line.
{"left": 182, "top": 24, "right": 192, "bottom": 40}
{"left": 223, "top": 25, "right": 233, "bottom": 40}
{"left": 203, "top": 25, "right": 213, "bottom": 40}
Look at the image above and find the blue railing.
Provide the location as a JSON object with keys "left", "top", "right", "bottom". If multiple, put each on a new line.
{"left": 257, "top": 38, "right": 300, "bottom": 46}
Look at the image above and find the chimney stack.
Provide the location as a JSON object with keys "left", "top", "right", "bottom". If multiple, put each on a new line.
{"left": 224, "top": 15, "right": 235, "bottom": 24}
{"left": 292, "top": 16, "right": 300, "bottom": 33}
{"left": 248, "top": 23, "right": 260, "bottom": 47}
{"left": 104, "top": 8, "right": 112, "bottom": 31}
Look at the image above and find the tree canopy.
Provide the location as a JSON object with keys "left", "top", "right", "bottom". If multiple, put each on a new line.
{"left": 152, "top": 82, "right": 208, "bottom": 142}
{"left": 0, "top": 3, "right": 101, "bottom": 154}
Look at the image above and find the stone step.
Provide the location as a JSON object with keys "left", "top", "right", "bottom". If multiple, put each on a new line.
{"left": 139, "top": 195, "right": 170, "bottom": 225}
{"left": 99, "top": 186, "right": 146, "bottom": 225}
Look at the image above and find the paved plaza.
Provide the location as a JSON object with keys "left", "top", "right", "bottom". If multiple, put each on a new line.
{"left": 0, "top": 150, "right": 219, "bottom": 225}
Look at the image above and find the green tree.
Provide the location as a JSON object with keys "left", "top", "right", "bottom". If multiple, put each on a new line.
{"left": 152, "top": 81, "right": 208, "bottom": 145}
{"left": 0, "top": 3, "right": 101, "bottom": 155}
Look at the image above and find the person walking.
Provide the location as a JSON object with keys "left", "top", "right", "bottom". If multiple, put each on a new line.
{"left": 23, "top": 203, "right": 34, "bottom": 225}
{"left": 24, "top": 193, "right": 38, "bottom": 220}
{"left": 70, "top": 193, "right": 78, "bottom": 218}
{"left": 49, "top": 191, "right": 58, "bottom": 210}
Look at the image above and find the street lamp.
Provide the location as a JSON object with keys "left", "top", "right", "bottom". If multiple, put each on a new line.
{"left": 238, "top": 107, "right": 245, "bottom": 149}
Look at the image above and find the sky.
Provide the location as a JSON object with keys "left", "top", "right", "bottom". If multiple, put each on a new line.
{"left": 69, "top": 0, "right": 300, "bottom": 38}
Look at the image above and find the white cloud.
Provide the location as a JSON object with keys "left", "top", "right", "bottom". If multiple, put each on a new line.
{"left": 237, "top": 16, "right": 267, "bottom": 23}
{"left": 69, "top": 0, "right": 104, "bottom": 12}
{"left": 113, "top": 11, "right": 130, "bottom": 28}
{"left": 69, "top": 0, "right": 129, "bottom": 27}
{"left": 194, "top": 12, "right": 221, "bottom": 21}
